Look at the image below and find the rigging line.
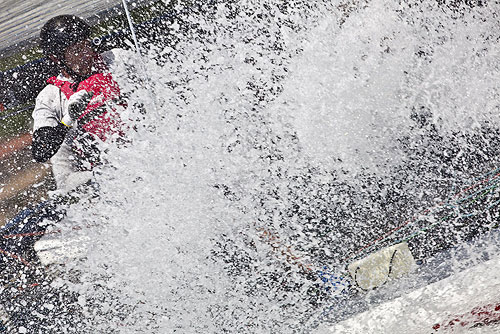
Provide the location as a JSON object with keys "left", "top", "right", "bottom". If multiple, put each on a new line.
{"left": 487, "top": 198, "right": 500, "bottom": 211}
{"left": 459, "top": 184, "right": 498, "bottom": 208}
{"left": 407, "top": 188, "right": 499, "bottom": 238}
{"left": 456, "top": 178, "right": 500, "bottom": 204}
{"left": 256, "top": 225, "right": 349, "bottom": 292}
{"left": 341, "top": 201, "right": 451, "bottom": 264}
{"left": 2, "top": 229, "right": 61, "bottom": 239}
{"left": 368, "top": 183, "right": 500, "bottom": 256}
{"left": 481, "top": 167, "right": 500, "bottom": 180}
{"left": 0, "top": 248, "right": 30, "bottom": 266}
{"left": 0, "top": 105, "right": 34, "bottom": 121}
{"left": 342, "top": 169, "right": 500, "bottom": 264}
{"left": 451, "top": 169, "right": 500, "bottom": 200}
{"left": 390, "top": 196, "right": 500, "bottom": 249}
{"left": 400, "top": 214, "right": 452, "bottom": 243}
{"left": 396, "top": 178, "right": 499, "bottom": 241}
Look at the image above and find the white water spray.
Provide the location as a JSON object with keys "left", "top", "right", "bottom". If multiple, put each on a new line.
{"left": 47, "top": 1, "right": 500, "bottom": 333}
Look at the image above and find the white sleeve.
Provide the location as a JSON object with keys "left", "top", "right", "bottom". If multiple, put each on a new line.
{"left": 32, "top": 85, "right": 64, "bottom": 131}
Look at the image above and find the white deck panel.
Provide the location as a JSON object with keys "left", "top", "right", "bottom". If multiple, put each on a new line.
{"left": 314, "top": 254, "right": 500, "bottom": 334}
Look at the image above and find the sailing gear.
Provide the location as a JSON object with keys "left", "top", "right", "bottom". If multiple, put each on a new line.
{"left": 76, "top": 73, "right": 122, "bottom": 141}
{"left": 39, "top": 15, "right": 91, "bottom": 58}
{"left": 47, "top": 72, "right": 122, "bottom": 141}
{"left": 62, "top": 90, "right": 93, "bottom": 127}
{"left": 32, "top": 49, "right": 128, "bottom": 191}
{"left": 39, "top": 15, "right": 94, "bottom": 81}
{"left": 32, "top": 123, "right": 70, "bottom": 163}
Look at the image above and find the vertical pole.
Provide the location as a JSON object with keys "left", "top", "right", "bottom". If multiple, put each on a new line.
{"left": 121, "top": 0, "right": 141, "bottom": 54}
{"left": 120, "top": 0, "right": 160, "bottom": 113}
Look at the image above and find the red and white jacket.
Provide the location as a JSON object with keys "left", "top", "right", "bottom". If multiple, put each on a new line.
{"left": 32, "top": 48, "right": 131, "bottom": 191}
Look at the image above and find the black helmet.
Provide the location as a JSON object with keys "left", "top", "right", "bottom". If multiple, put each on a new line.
{"left": 40, "top": 15, "right": 91, "bottom": 58}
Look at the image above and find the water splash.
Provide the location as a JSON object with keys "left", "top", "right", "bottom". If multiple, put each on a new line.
{"left": 49, "top": 0, "right": 500, "bottom": 333}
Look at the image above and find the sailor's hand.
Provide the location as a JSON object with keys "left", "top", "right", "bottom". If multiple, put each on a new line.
{"left": 61, "top": 90, "right": 93, "bottom": 127}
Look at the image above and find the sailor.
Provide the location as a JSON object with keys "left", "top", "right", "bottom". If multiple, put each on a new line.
{"left": 32, "top": 15, "right": 127, "bottom": 192}
{"left": 0, "top": 15, "right": 135, "bottom": 276}
{"left": 0, "top": 19, "right": 137, "bottom": 331}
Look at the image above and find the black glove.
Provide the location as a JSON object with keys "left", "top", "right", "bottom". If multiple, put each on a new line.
{"left": 60, "top": 91, "right": 94, "bottom": 127}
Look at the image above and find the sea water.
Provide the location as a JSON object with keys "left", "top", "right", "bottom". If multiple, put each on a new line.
{"left": 51, "top": 0, "right": 500, "bottom": 332}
